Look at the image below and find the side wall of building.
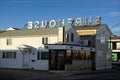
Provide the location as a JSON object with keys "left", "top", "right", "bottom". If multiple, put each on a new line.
{"left": 0, "top": 35, "right": 58, "bottom": 70}
{"left": 95, "top": 26, "right": 112, "bottom": 70}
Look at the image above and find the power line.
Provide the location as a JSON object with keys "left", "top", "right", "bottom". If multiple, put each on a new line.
{"left": 111, "top": 22, "right": 120, "bottom": 29}
{"left": 110, "top": 22, "right": 120, "bottom": 36}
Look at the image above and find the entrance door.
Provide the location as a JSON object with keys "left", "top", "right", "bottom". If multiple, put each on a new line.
{"left": 23, "top": 53, "right": 30, "bottom": 69}
{"left": 49, "top": 50, "right": 65, "bottom": 70}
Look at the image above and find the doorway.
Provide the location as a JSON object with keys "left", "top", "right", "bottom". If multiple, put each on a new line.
{"left": 23, "top": 52, "right": 30, "bottom": 69}
{"left": 49, "top": 50, "right": 65, "bottom": 70}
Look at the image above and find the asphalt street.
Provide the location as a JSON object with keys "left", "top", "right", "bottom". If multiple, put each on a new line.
{"left": 0, "top": 65, "right": 120, "bottom": 80}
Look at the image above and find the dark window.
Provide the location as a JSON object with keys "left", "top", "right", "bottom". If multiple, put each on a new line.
{"left": 66, "top": 34, "right": 69, "bottom": 42}
{"left": 6, "top": 39, "right": 12, "bottom": 45}
{"left": 112, "top": 42, "right": 116, "bottom": 50}
{"left": 71, "top": 33, "right": 74, "bottom": 42}
{"left": 88, "top": 41, "right": 91, "bottom": 47}
{"left": 41, "top": 52, "right": 49, "bottom": 59}
{"left": 13, "top": 52, "right": 16, "bottom": 58}
{"left": 2, "top": 52, "right": 5, "bottom": 58}
{"left": 42, "top": 37, "right": 48, "bottom": 44}
{"left": 37, "top": 51, "right": 40, "bottom": 60}
{"left": 46, "top": 38, "right": 48, "bottom": 44}
{"left": 42, "top": 38, "right": 44, "bottom": 44}
{"left": 2, "top": 52, "right": 16, "bottom": 59}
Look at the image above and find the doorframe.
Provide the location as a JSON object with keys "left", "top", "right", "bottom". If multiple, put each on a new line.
{"left": 49, "top": 50, "right": 66, "bottom": 70}
{"left": 22, "top": 52, "right": 30, "bottom": 69}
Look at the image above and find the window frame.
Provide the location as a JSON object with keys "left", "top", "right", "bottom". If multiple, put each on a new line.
{"left": 37, "top": 51, "right": 49, "bottom": 60}
{"left": 66, "top": 33, "right": 69, "bottom": 42}
{"left": 101, "top": 34, "right": 106, "bottom": 44}
{"left": 41, "top": 52, "right": 49, "bottom": 60}
{"left": 2, "top": 51, "right": 16, "bottom": 59}
{"left": 71, "top": 33, "right": 74, "bottom": 42}
{"left": 42, "top": 37, "right": 48, "bottom": 44}
{"left": 6, "top": 38, "right": 12, "bottom": 45}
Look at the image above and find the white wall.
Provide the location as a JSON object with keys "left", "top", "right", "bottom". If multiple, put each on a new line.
{"left": 0, "top": 35, "right": 58, "bottom": 70}
{"left": 95, "top": 26, "right": 112, "bottom": 70}
{"left": 0, "top": 50, "right": 23, "bottom": 68}
{"left": 65, "top": 27, "right": 80, "bottom": 44}
{"left": 0, "top": 27, "right": 81, "bottom": 70}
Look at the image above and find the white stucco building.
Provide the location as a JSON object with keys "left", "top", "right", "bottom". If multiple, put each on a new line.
{"left": 0, "top": 24, "right": 112, "bottom": 71}
{"left": 0, "top": 27, "right": 82, "bottom": 70}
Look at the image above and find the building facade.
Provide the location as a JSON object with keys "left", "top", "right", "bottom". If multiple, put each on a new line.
{"left": 74, "top": 24, "right": 112, "bottom": 70}
{"left": 0, "top": 24, "right": 112, "bottom": 71}
{"left": 108, "top": 36, "right": 120, "bottom": 64}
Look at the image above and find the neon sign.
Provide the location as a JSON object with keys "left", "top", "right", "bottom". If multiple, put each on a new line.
{"left": 26, "top": 16, "right": 101, "bottom": 29}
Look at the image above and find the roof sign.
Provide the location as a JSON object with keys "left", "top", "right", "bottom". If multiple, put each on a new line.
{"left": 25, "top": 16, "right": 101, "bottom": 29}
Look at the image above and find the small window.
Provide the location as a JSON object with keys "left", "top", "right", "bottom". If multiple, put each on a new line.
{"left": 117, "top": 42, "right": 120, "bottom": 50}
{"left": 41, "top": 52, "right": 49, "bottom": 60}
{"left": 112, "top": 42, "right": 116, "bottom": 50}
{"left": 13, "top": 52, "right": 16, "bottom": 58}
{"left": 2, "top": 52, "right": 5, "bottom": 58}
{"left": 37, "top": 51, "right": 40, "bottom": 60}
{"left": 42, "top": 38, "right": 44, "bottom": 44}
{"left": 101, "top": 34, "right": 106, "bottom": 44}
{"left": 6, "top": 39, "right": 12, "bottom": 45}
{"left": 108, "top": 42, "right": 111, "bottom": 49}
{"left": 66, "top": 34, "right": 69, "bottom": 42}
{"left": 2, "top": 52, "right": 16, "bottom": 59}
{"left": 42, "top": 37, "right": 48, "bottom": 44}
{"left": 71, "top": 33, "right": 74, "bottom": 42}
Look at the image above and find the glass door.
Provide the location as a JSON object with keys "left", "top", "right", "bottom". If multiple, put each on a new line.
{"left": 57, "top": 51, "right": 65, "bottom": 70}
{"left": 50, "top": 50, "right": 57, "bottom": 70}
{"left": 49, "top": 50, "right": 65, "bottom": 70}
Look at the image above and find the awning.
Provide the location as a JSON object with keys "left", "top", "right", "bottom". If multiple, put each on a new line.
{"left": 44, "top": 44, "right": 95, "bottom": 52}
{"left": 18, "top": 44, "right": 32, "bottom": 53}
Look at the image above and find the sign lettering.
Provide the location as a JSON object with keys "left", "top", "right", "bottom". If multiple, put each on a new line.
{"left": 25, "top": 16, "right": 101, "bottom": 29}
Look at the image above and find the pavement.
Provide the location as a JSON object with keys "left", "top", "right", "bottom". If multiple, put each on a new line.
{"left": 0, "top": 64, "right": 120, "bottom": 80}
{"left": 0, "top": 68, "right": 58, "bottom": 80}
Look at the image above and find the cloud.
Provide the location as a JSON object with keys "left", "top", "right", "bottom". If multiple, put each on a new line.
{"left": 108, "top": 12, "right": 120, "bottom": 16}
{"left": 111, "top": 26, "right": 120, "bottom": 30}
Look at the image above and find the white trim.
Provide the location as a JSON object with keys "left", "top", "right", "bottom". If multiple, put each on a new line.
{"left": 44, "top": 44, "right": 95, "bottom": 51}
{"left": 112, "top": 50, "right": 120, "bottom": 52}
{"left": 0, "top": 34, "right": 58, "bottom": 38}
{"left": 109, "top": 40, "right": 120, "bottom": 41}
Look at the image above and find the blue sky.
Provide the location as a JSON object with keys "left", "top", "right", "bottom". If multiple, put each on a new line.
{"left": 0, "top": 0, "right": 120, "bottom": 35}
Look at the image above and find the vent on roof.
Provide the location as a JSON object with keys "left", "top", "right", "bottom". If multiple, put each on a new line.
{"left": 6, "top": 27, "right": 19, "bottom": 31}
